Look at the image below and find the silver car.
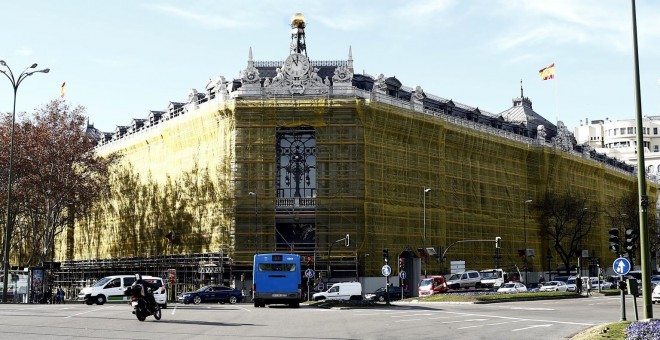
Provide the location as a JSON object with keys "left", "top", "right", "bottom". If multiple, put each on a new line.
{"left": 539, "top": 281, "right": 568, "bottom": 292}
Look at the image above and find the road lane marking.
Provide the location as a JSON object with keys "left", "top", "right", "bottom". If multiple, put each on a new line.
{"left": 391, "top": 313, "right": 433, "bottom": 318}
{"left": 510, "top": 307, "right": 554, "bottom": 311}
{"left": 395, "top": 319, "right": 423, "bottom": 322}
{"left": 513, "top": 324, "right": 552, "bottom": 331}
{"left": 441, "top": 318, "right": 488, "bottom": 324}
{"left": 66, "top": 306, "right": 114, "bottom": 318}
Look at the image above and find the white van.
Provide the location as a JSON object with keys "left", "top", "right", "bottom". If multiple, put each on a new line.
{"left": 312, "top": 282, "right": 362, "bottom": 301}
{"left": 78, "top": 275, "right": 167, "bottom": 308}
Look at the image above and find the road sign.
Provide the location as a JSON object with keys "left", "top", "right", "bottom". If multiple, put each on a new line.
{"left": 613, "top": 257, "right": 631, "bottom": 275}
{"left": 305, "top": 268, "right": 315, "bottom": 279}
{"left": 399, "top": 271, "right": 407, "bottom": 280}
{"left": 381, "top": 265, "right": 392, "bottom": 277}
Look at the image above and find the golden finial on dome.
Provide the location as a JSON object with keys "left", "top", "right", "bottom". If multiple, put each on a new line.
{"left": 291, "top": 13, "right": 306, "bottom": 28}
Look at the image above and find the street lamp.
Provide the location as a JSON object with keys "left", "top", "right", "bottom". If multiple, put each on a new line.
{"left": 1, "top": 60, "right": 49, "bottom": 303}
{"left": 523, "top": 199, "right": 532, "bottom": 286}
{"left": 248, "top": 192, "right": 258, "bottom": 254}
{"left": 423, "top": 187, "right": 431, "bottom": 277}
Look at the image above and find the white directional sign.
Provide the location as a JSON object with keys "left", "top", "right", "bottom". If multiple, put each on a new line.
{"left": 613, "top": 257, "right": 631, "bottom": 275}
{"left": 399, "top": 271, "right": 407, "bottom": 280}
{"left": 305, "top": 268, "right": 315, "bottom": 279}
{"left": 381, "top": 265, "right": 392, "bottom": 277}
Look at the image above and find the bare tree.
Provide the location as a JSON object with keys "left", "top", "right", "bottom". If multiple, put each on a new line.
{"left": 604, "top": 191, "right": 657, "bottom": 265}
{"left": 537, "top": 190, "right": 597, "bottom": 274}
{"left": 0, "top": 100, "right": 118, "bottom": 266}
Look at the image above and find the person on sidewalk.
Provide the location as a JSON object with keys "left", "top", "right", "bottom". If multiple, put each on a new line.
{"left": 576, "top": 275, "right": 582, "bottom": 295}
{"left": 586, "top": 278, "right": 593, "bottom": 296}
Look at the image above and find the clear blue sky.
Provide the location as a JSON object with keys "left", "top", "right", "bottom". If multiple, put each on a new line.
{"left": 2, "top": 0, "right": 660, "bottom": 133}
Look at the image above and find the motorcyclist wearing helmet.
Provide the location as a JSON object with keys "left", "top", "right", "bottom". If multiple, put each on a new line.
{"left": 134, "top": 274, "right": 160, "bottom": 311}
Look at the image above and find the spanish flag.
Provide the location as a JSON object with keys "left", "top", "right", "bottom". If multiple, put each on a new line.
{"left": 539, "top": 63, "right": 555, "bottom": 80}
{"left": 60, "top": 82, "right": 66, "bottom": 98}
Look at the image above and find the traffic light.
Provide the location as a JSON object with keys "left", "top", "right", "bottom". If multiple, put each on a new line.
{"left": 399, "top": 258, "right": 406, "bottom": 273}
{"left": 608, "top": 228, "right": 620, "bottom": 253}
{"left": 624, "top": 228, "right": 638, "bottom": 257}
{"left": 495, "top": 237, "right": 501, "bottom": 249}
{"left": 383, "top": 248, "right": 389, "bottom": 263}
{"left": 306, "top": 256, "right": 312, "bottom": 269}
{"left": 345, "top": 234, "right": 350, "bottom": 247}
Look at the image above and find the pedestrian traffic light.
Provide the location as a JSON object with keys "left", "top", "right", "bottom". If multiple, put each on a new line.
{"left": 608, "top": 228, "right": 620, "bottom": 253}
{"left": 306, "top": 256, "right": 312, "bottom": 268}
{"left": 399, "top": 258, "right": 406, "bottom": 272}
{"left": 383, "top": 248, "right": 389, "bottom": 263}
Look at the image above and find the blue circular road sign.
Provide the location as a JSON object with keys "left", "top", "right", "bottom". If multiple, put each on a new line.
{"left": 612, "top": 257, "right": 631, "bottom": 275}
{"left": 381, "top": 265, "right": 392, "bottom": 277}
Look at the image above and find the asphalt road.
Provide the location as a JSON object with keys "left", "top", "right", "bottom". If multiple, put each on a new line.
{"left": 0, "top": 295, "right": 655, "bottom": 339}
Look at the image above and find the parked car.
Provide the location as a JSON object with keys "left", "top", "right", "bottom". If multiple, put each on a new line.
{"left": 539, "top": 281, "right": 568, "bottom": 292}
{"left": 651, "top": 275, "right": 660, "bottom": 288}
{"left": 652, "top": 284, "right": 660, "bottom": 304}
{"left": 178, "top": 285, "right": 243, "bottom": 305}
{"left": 591, "top": 278, "right": 613, "bottom": 290}
{"left": 446, "top": 270, "right": 482, "bottom": 290}
{"left": 566, "top": 277, "right": 578, "bottom": 292}
{"left": 497, "top": 282, "right": 527, "bottom": 293}
{"left": 364, "top": 286, "right": 408, "bottom": 302}
{"left": 418, "top": 276, "right": 448, "bottom": 296}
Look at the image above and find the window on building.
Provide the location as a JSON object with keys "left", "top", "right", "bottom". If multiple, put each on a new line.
{"left": 613, "top": 129, "right": 617, "bottom": 136}
{"left": 649, "top": 165, "right": 654, "bottom": 173}
{"left": 628, "top": 127, "right": 634, "bottom": 134}
{"left": 655, "top": 127, "right": 658, "bottom": 135}
{"left": 655, "top": 145, "right": 659, "bottom": 152}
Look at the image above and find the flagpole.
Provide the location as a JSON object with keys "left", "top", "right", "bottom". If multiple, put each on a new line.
{"left": 554, "top": 62, "right": 558, "bottom": 122}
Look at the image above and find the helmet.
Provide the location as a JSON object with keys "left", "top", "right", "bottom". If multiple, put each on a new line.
{"left": 135, "top": 274, "right": 142, "bottom": 281}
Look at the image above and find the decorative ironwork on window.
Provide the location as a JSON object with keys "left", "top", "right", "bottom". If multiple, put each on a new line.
{"left": 276, "top": 126, "right": 317, "bottom": 199}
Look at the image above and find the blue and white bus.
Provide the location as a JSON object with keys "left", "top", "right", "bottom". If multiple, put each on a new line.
{"left": 253, "top": 253, "right": 302, "bottom": 308}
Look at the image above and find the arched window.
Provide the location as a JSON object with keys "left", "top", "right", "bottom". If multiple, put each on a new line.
{"left": 648, "top": 165, "right": 653, "bottom": 173}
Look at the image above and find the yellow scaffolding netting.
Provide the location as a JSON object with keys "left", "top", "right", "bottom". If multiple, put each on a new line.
{"left": 54, "top": 96, "right": 656, "bottom": 277}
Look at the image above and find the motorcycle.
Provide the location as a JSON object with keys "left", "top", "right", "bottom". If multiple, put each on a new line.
{"left": 125, "top": 283, "right": 161, "bottom": 321}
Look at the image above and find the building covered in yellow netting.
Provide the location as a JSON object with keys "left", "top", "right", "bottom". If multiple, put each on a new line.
{"left": 53, "top": 14, "right": 655, "bottom": 286}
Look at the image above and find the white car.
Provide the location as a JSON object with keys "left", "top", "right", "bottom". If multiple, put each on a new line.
{"left": 566, "top": 277, "right": 578, "bottom": 292}
{"left": 539, "top": 281, "right": 568, "bottom": 292}
{"left": 591, "top": 278, "right": 613, "bottom": 290}
{"left": 653, "top": 284, "right": 660, "bottom": 304}
{"left": 497, "top": 282, "right": 527, "bottom": 294}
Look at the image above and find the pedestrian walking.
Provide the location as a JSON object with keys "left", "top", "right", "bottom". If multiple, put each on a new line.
{"left": 58, "top": 287, "right": 65, "bottom": 304}
{"left": 586, "top": 278, "right": 593, "bottom": 296}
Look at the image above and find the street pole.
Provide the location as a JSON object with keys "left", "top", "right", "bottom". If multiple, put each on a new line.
{"left": 1, "top": 61, "right": 49, "bottom": 303}
{"left": 423, "top": 187, "right": 431, "bottom": 278}
{"left": 249, "top": 191, "right": 258, "bottom": 255}
{"left": 630, "top": 0, "right": 653, "bottom": 319}
{"left": 523, "top": 199, "right": 532, "bottom": 286}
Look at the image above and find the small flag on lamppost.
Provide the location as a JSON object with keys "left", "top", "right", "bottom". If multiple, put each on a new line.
{"left": 60, "top": 82, "right": 66, "bottom": 98}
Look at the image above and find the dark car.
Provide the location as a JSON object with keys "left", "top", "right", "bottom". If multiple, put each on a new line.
{"left": 364, "top": 286, "right": 408, "bottom": 302}
{"left": 178, "top": 285, "right": 243, "bottom": 305}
